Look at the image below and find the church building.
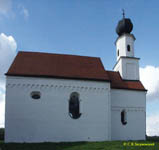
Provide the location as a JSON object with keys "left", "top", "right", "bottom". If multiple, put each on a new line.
{"left": 5, "top": 15, "right": 147, "bottom": 142}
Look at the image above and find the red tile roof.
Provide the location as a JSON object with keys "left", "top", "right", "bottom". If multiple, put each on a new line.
{"left": 6, "top": 51, "right": 110, "bottom": 81}
{"left": 6, "top": 51, "right": 147, "bottom": 91}
{"left": 107, "top": 71, "right": 147, "bottom": 91}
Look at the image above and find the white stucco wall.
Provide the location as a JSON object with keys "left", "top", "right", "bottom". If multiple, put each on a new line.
{"left": 121, "top": 57, "right": 139, "bottom": 80}
{"left": 111, "top": 89, "right": 146, "bottom": 141}
{"left": 116, "top": 34, "right": 135, "bottom": 60}
{"left": 5, "top": 76, "right": 111, "bottom": 143}
{"left": 113, "top": 58, "right": 122, "bottom": 73}
{"left": 114, "top": 57, "right": 139, "bottom": 80}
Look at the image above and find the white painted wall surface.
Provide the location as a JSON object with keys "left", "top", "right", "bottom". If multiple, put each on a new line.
{"left": 111, "top": 89, "right": 146, "bottom": 141}
{"left": 116, "top": 34, "right": 135, "bottom": 60}
{"left": 5, "top": 76, "right": 111, "bottom": 143}
{"left": 114, "top": 57, "right": 139, "bottom": 80}
{"left": 125, "top": 35, "right": 135, "bottom": 56}
{"left": 122, "top": 57, "right": 139, "bottom": 80}
{"left": 113, "top": 58, "right": 122, "bottom": 73}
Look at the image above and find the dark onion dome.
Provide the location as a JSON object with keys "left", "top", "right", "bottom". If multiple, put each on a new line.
{"left": 116, "top": 18, "right": 133, "bottom": 36}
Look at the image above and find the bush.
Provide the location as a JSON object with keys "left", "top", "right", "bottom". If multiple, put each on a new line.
{"left": 0, "top": 128, "right": 4, "bottom": 141}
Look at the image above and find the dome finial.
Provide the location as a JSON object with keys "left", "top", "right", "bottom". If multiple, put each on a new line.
{"left": 116, "top": 11, "right": 133, "bottom": 36}
{"left": 122, "top": 9, "right": 125, "bottom": 18}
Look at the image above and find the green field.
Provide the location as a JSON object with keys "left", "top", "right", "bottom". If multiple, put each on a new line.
{"left": 0, "top": 138, "right": 159, "bottom": 150}
{"left": 0, "top": 129, "right": 158, "bottom": 150}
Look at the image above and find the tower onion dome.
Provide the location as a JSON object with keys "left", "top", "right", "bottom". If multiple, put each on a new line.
{"left": 116, "top": 18, "right": 133, "bottom": 36}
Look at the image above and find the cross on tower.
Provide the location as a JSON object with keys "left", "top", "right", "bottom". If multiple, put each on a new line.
{"left": 122, "top": 9, "right": 125, "bottom": 18}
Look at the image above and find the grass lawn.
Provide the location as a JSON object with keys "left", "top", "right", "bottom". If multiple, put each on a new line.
{"left": 0, "top": 138, "right": 159, "bottom": 150}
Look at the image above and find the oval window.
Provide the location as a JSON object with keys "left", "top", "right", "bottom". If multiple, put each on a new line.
{"left": 31, "top": 91, "right": 41, "bottom": 100}
{"left": 69, "top": 92, "right": 81, "bottom": 119}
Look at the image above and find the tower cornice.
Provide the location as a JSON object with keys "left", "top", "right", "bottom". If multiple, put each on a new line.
{"left": 114, "top": 33, "right": 136, "bottom": 45}
{"left": 113, "top": 56, "right": 140, "bottom": 70}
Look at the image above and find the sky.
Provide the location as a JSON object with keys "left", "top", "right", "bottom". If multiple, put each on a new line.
{"left": 0, "top": 0, "right": 159, "bottom": 136}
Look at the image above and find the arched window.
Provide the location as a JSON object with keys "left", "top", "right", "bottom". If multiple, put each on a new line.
{"left": 127, "top": 45, "right": 131, "bottom": 52}
{"left": 121, "top": 110, "right": 127, "bottom": 125}
{"left": 69, "top": 92, "right": 81, "bottom": 119}
{"left": 117, "top": 49, "right": 119, "bottom": 56}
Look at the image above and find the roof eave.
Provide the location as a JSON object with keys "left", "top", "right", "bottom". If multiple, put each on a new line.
{"left": 111, "top": 87, "right": 147, "bottom": 92}
{"left": 5, "top": 74, "right": 111, "bottom": 83}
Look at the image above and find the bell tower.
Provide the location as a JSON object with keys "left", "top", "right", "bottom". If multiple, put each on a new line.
{"left": 113, "top": 11, "right": 140, "bottom": 80}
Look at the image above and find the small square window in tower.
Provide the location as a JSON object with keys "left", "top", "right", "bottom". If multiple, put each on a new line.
{"left": 117, "top": 49, "right": 119, "bottom": 56}
{"left": 127, "top": 45, "right": 131, "bottom": 52}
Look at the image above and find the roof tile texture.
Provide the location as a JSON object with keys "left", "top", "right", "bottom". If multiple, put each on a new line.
{"left": 6, "top": 51, "right": 147, "bottom": 91}
{"left": 107, "top": 71, "right": 147, "bottom": 91}
{"left": 6, "top": 51, "right": 110, "bottom": 81}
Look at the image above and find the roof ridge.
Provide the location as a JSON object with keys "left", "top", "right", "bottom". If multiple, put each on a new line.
{"left": 18, "top": 51, "right": 101, "bottom": 59}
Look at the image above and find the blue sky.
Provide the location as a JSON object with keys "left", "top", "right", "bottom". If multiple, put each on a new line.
{"left": 1, "top": 0, "right": 159, "bottom": 69}
{"left": 0, "top": 0, "right": 159, "bottom": 135}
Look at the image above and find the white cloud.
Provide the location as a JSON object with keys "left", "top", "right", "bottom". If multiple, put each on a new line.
{"left": 140, "top": 66, "right": 159, "bottom": 101}
{"left": 147, "top": 114, "right": 159, "bottom": 136}
{"left": 18, "top": 4, "right": 29, "bottom": 20}
{"left": 0, "top": 0, "right": 12, "bottom": 15}
{"left": 0, "top": 33, "right": 17, "bottom": 128}
{"left": 140, "top": 66, "right": 159, "bottom": 136}
{"left": 0, "top": 95, "right": 5, "bottom": 128}
{"left": 22, "top": 7, "right": 29, "bottom": 19}
{"left": 0, "top": 0, "right": 29, "bottom": 20}
{"left": 0, "top": 33, "right": 17, "bottom": 83}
